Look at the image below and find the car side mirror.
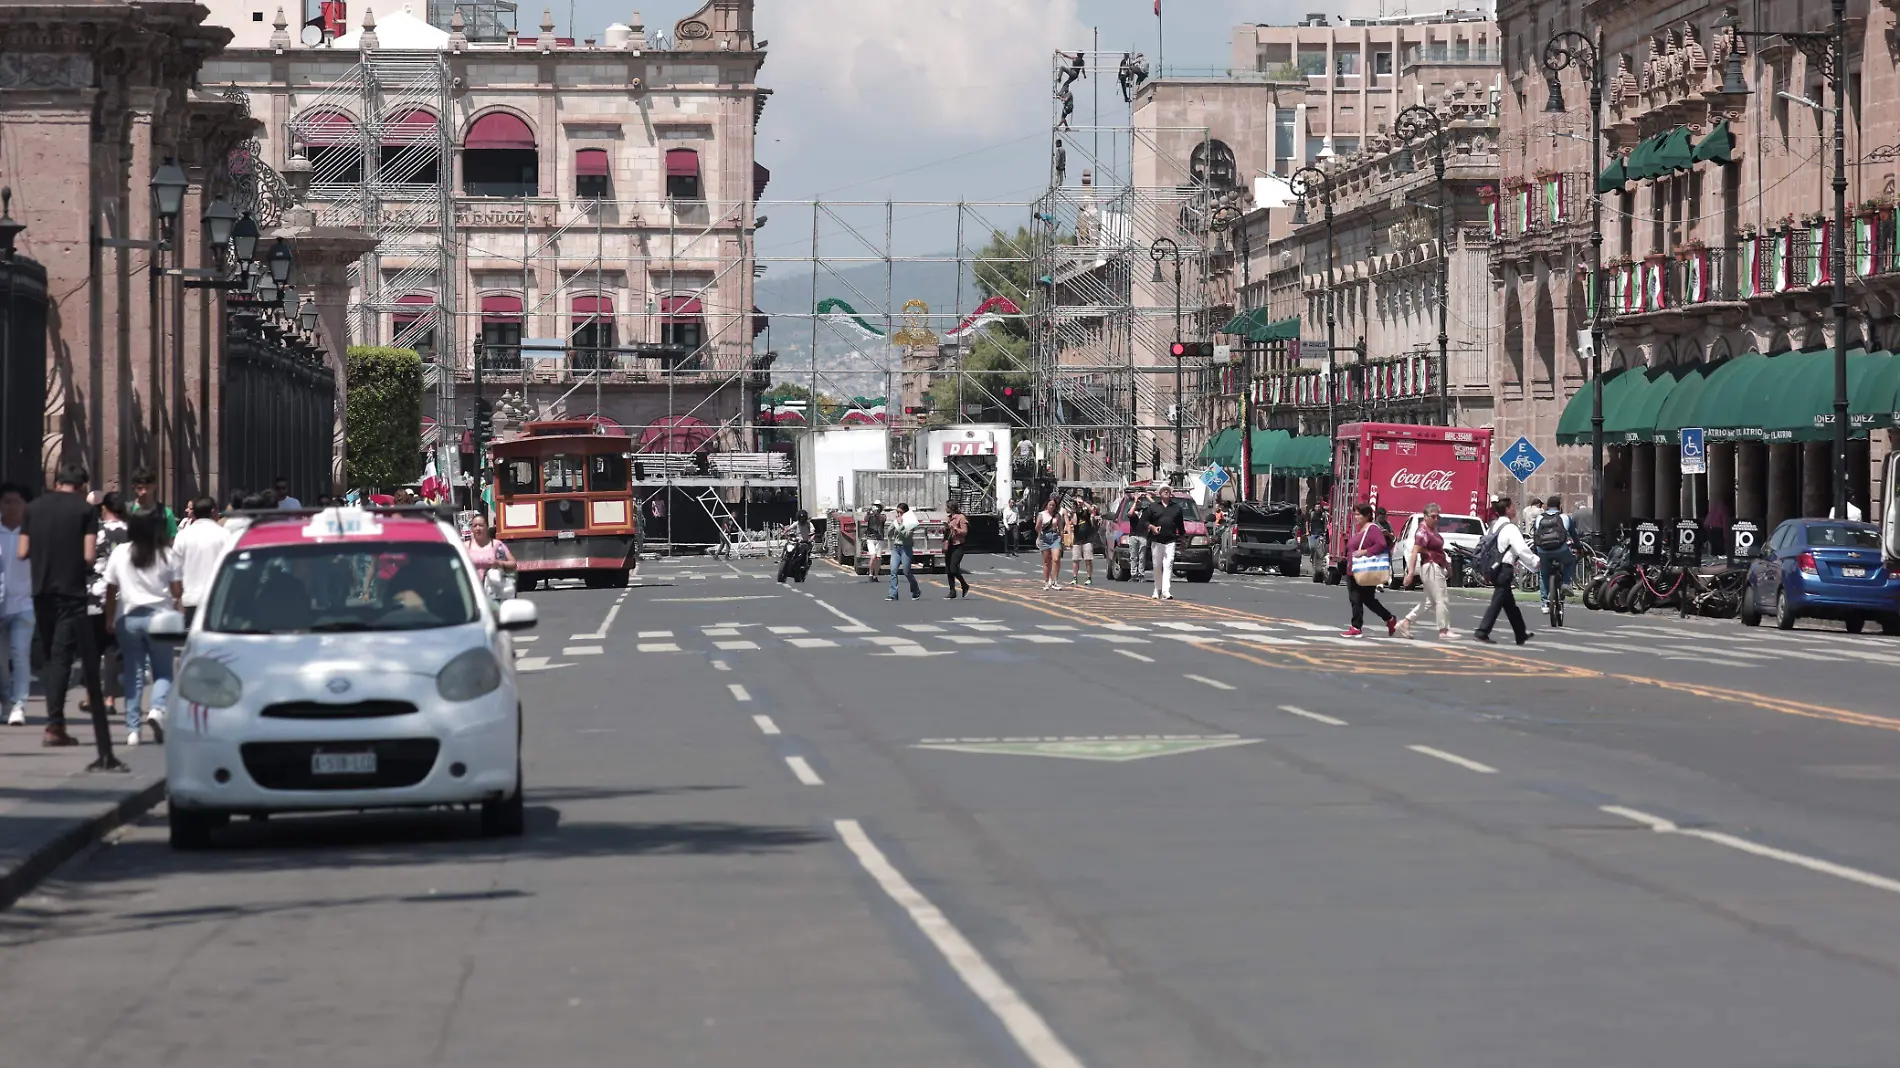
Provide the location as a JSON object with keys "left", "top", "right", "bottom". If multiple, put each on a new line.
{"left": 496, "top": 599, "right": 538, "bottom": 631}
{"left": 148, "top": 609, "right": 189, "bottom": 643}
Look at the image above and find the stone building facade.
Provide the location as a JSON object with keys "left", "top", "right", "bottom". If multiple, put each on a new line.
{"left": 1498, "top": 0, "right": 1900, "bottom": 531}
{"left": 197, "top": 0, "right": 769, "bottom": 469}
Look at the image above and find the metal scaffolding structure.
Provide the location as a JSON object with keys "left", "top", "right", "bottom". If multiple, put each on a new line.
{"left": 1031, "top": 49, "right": 1216, "bottom": 485}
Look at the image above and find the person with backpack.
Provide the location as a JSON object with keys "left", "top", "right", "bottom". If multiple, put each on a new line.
{"left": 1474, "top": 497, "right": 1540, "bottom": 645}
{"left": 1533, "top": 495, "right": 1577, "bottom": 609}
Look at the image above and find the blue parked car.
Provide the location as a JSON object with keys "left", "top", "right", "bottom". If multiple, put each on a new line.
{"left": 1739, "top": 519, "right": 1900, "bottom": 633}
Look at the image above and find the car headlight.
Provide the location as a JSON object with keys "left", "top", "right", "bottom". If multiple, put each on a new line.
{"left": 1190, "top": 535, "right": 1211, "bottom": 547}
{"left": 437, "top": 647, "right": 503, "bottom": 702}
{"left": 177, "top": 657, "right": 243, "bottom": 709}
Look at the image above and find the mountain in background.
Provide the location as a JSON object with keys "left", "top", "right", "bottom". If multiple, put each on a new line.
{"left": 753, "top": 257, "right": 978, "bottom": 399}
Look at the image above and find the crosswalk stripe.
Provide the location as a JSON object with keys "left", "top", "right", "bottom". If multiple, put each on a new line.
{"left": 714, "top": 640, "right": 760, "bottom": 650}
{"left": 1012, "top": 634, "right": 1074, "bottom": 644}
{"left": 938, "top": 635, "right": 995, "bottom": 645}
{"left": 787, "top": 637, "right": 839, "bottom": 648}
{"left": 768, "top": 626, "right": 809, "bottom": 634}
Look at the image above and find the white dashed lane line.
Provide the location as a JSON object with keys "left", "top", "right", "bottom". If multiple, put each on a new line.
{"left": 1279, "top": 704, "right": 1347, "bottom": 726}
{"left": 711, "top": 660, "right": 731, "bottom": 672}
{"left": 752, "top": 714, "right": 781, "bottom": 735}
{"left": 727, "top": 683, "right": 752, "bottom": 702}
{"left": 1406, "top": 745, "right": 1498, "bottom": 774}
{"left": 784, "top": 756, "right": 825, "bottom": 785}
{"left": 1183, "top": 674, "right": 1235, "bottom": 691}
{"left": 1115, "top": 650, "right": 1155, "bottom": 663}
{"left": 1602, "top": 805, "right": 1900, "bottom": 897}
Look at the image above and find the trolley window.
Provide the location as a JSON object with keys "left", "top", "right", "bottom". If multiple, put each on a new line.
{"left": 502, "top": 458, "right": 539, "bottom": 495}
{"left": 541, "top": 455, "right": 587, "bottom": 492}
{"left": 587, "top": 453, "right": 629, "bottom": 492}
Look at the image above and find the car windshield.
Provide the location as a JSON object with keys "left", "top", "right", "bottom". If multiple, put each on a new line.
{"left": 1436, "top": 517, "right": 1485, "bottom": 536}
{"left": 1804, "top": 523, "right": 1879, "bottom": 549}
{"left": 203, "top": 542, "right": 480, "bottom": 634}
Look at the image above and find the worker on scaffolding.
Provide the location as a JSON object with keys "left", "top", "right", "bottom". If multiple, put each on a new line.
{"left": 1118, "top": 52, "right": 1149, "bottom": 102}
{"left": 1056, "top": 87, "right": 1074, "bottom": 130}
{"left": 1055, "top": 50, "right": 1086, "bottom": 94}
{"left": 1054, "top": 139, "right": 1067, "bottom": 186}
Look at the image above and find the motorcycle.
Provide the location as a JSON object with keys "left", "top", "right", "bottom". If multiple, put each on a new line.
{"left": 777, "top": 529, "right": 812, "bottom": 583}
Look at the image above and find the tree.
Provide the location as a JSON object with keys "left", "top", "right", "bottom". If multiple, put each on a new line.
{"left": 344, "top": 346, "right": 423, "bottom": 490}
{"left": 926, "top": 227, "right": 1037, "bottom": 424}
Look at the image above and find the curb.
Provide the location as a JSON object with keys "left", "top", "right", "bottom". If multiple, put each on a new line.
{"left": 0, "top": 778, "right": 167, "bottom": 911}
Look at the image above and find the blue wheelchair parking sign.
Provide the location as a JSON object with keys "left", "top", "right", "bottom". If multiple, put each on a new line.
{"left": 1499, "top": 437, "right": 1546, "bottom": 484}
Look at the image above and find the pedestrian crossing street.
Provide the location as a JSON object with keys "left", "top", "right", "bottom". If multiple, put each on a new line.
{"left": 518, "top": 613, "right": 1900, "bottom": 671}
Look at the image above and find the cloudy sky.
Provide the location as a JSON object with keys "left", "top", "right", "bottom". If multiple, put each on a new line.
{"left": 570, "top": 0, "right": 1388, "bottom": 251}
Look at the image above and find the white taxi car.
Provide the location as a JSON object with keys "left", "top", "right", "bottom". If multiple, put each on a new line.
{"left": 154, "top": 506, "right": 536, "bottom": 849}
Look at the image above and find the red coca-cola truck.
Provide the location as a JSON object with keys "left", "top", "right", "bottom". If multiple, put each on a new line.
{"left": 1318, "top": 422, "right": 1494, "bottom": 584}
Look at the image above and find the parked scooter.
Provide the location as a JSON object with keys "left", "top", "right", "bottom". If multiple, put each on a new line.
{"left": 778, "top": 512, "right": 813, "bottom": 583}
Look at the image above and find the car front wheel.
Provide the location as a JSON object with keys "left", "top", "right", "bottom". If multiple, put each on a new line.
{"left": 482, "top": 756, "right": 526, "bottom": 838}
{"left": 1187, "top": 568, "right": 1214, "bottom": 583}
{"left": 168, "top": 806, "right": 227, "bottom": 851}
{"left": 1847, "top": 617, "right": 1867, "bottom": 634}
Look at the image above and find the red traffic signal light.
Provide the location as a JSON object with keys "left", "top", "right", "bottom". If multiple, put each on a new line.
{"left": 1002, "top": 386, "right": 1015, "bottom": 397}
{"left": 1170, "top": 341, "right": 1214, "bottom": 359}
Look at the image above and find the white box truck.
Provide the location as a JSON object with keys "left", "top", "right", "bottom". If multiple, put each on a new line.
{"left": 913, "top": 424, "right": 1013, "bottom": 518}
{"left": 796, "top": 426, "right": 891, "bottom": 515}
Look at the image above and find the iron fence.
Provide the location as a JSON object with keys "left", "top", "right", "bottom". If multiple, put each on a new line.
{"left": 0, "top": 257, "right": 47, "bottom": 488}
{"left": 221, "top": 310, "right": 336, "bottom": 499}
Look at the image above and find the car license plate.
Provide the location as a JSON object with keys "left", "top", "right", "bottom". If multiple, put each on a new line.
{"left": 558, "top": 530, "right": 576, "bottom": 540}
{"left": 1844, "top": 566, "right": 1867, "bottom": 578}
{"left": 311, "top": 751, "right": 377, "bottom": 775}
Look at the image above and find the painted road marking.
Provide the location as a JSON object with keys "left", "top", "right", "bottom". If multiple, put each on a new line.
{"left": 1602, "top": 805, "right": 1900, "bottom": 897}
{"left": 1183, "top": 674, "right": 1236, "bottom": 691}
{"left": 938, "top": 635, "right": 996, "bottom": 645}
{"left": 1012, "top": 634, "right": 1073, "bottom": 644}
{"left": 768, "top": 625, "right": 809, "bottom": 635}
{"left": 513, "top": 635, "right": 539, "bottom": 643}
{"left": 1087, "top": 634, "right": 1149, "bottom": 644}
{"left": 911, "top": 736, "right": 1259, "bottom": 762}
{"left": 785, "top": 756, "right": 824, "bottom": 785}
{"left": 834, "top": 819, "right": 1088, "bottom": 1068}
{"left": 652, "top": 595, "right": 781, "bottom": 603}
{"left": 1407, "top": 745, "right": 1498, "bottom": 774}
{"left": 753, "top": 714, "right": 781, "bottom": 735}
{"left": 727, "top": 683, "right": 752, "bottom": 702}
{"left": 866, "top": 635, "right": 920, "bottom": 647}
{"left": 809, "top": 595, "right": 870, "bottom": 630}
{"left": 1036, "top": 624, "right": 1080, "bottom": 632}
{"left": 714, "top": 640, "right": 761, "bottom": 651}
{"left": 1279, "top": 704, "right": 1348, "bottom": 726}
{"left": 1098, "top": 623, "right": 1144, "bottom": 632}
{"left": 1156, "top": 621, "right": 1215, "bottom": 632}
{"left": 836, "top": 624, "right": 877, "bottom": 634}
{"left": 710, "top": 660, "right": 730, "bottom": 672}
{"left": 901, "top": 623, "right": 947, "bottom": 633}
{"left": 639, "top": 630, "right": 673, "bottom": 638}
{"left": 787, "top": 637, "right": 840, "bottom": 649}
{"left": 962, "top": 623, "right": 1014, "bottom": 632}
{"left": 562, "top": 645, "right": 604, "bottom": 656}
{"left": 704, "top": 627, "right": 741, "bottom": 637}
{"left": 515, "top": 656, "right": 574, "bottom": 673}
{"left": 569, "top": 602, "right": 622, "bottom": 641}
{"left": 1115, "top": 650, "right": 1155, "bottom": 663}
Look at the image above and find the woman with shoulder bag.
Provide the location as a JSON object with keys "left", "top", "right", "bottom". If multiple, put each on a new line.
{"left": 1343, "top": 502, "right": 1396, "bottom": 637}
{"left": 466, "top": 513, "right": 517, "bottom": 601}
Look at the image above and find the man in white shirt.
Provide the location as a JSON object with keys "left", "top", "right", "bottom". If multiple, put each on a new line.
{"left": 172, "top": 497, "right": 234, "bottom": 625}
{"left": 1475, "top": 497, "right": 1541, "bottom": 646}
{"left": 273, "top": 476, "right": 302, "bottom": 510}
{"left": 0, "top": 484, "right": 35, "bottom": 725}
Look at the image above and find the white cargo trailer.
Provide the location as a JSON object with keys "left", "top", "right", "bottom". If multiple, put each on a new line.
{"left": 795, "top": 426, "right": 891, "bottom": 514}
{"left": 913, "top": 424, "right": 1013, "bottom": 517}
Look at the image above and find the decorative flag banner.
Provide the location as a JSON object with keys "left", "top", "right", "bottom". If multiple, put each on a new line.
{"left": 1546, "top": 175, "right": 1566, "bottom": 225}
{"left": 815, "top": 298, "right": 886, "bottom": 337}
{"left": 1618, "top": 264, "right": 1637, "bottom": 313}
{"left": 1643, "top": 259, "right": 1664, "bottom": 311}
{"left": 1740, "top": 234, "right": 1761, "bottom": 297}
{"left": 1811, "top": 225, "right": 1831, "bottom": 287}
{"left": 1584, "top": 270, "right": 1596, "bottom": 319}
{"left": 1685, "top": 248, "right": 1709, "bottom": 302}
{"left": 1771, "top": 230, "right": 1790, "bottom": 293}
{"left": 1856, "top": 217, "right": 1877, "bottom": 277}
{"left": 1514, "top": 187, "right": 1531, "bottom": 234}
{"left": 944, "top": 295, "right": 1023, "bottom": 339}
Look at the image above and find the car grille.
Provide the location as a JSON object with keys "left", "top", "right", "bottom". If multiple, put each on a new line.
{"left": 240, "top": 739, "right": 441, "bottom": 791}
{"left": 260, "top": 700, "right": 420, "bottom": 719}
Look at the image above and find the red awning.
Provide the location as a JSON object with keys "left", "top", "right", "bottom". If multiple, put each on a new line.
{"left": 639, "top": 414, "right": 714, "bottom": 454}
{"left": 481, "top": 294, "right": 523, "bottom": 322}
{"left": 753, "top": 162, "right": 770, "bottom": 200}
{"left": 575, "top": 147, "right": 609, "bottom": 176}
{"left": 295, "top": 109, "right": 359, "bottom": 147}
{"left": 383, "top": 109, "right": 438, "bottom": 144}
{"left": 394, "top": 293, "right": 434, "bottom": 321}
{"left": 465, "top": 112, "right": 537, "bottom": 151}
{"left": 666, "top": 148, "right": 700, "bottom": 177}
{"left": 572, "top": 295, "right": 612, "bottom": 322}
{"left": 660, "top": 295, "right": 703, "bottom": 324}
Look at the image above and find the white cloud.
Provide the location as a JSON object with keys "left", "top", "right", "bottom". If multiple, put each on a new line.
{"left": 758, "top": 0, "right": 1084, "bottom": 138}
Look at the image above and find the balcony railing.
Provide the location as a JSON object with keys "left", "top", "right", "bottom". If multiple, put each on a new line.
{"left": 1599, "top": 218, "right": 1900, "bottom": 319}
{"left": 1490, "top": 174, "right": 1592, "bottom": 244}
{"left": 464, "top": 343, "right": 731, "bottom": 381}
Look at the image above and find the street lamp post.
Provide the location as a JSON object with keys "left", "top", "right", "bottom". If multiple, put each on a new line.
{"left": 1716, "top": 4, "right": 1850, "bottom": 518}
{"left": 1288, "top": 165, "right": 1336, "bottom": 443}
{"left": 1543, "top": 30, "right": 1606, "bottom": 547}
{"left": 1151, "top": 236, "right": 1184, "bottom": 478}
{"left": 1395, "top": 105, "right": 1451, "bottom": 426}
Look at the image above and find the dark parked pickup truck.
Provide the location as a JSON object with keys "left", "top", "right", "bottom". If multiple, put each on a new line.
{"left": 1215, "top": 501, "right": 1304, "bottom": 577}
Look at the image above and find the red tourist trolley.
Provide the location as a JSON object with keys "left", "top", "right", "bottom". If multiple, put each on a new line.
{"left": 489, "top": 420, "right": 640, "bottom": 589}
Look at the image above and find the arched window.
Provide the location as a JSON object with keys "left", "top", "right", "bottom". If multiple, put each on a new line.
{"left": 666, "top": 148, "right": 701, "bottom": 200}
{"left": 574, "top": 147, "right": 610, "bottom": 199}
{"left": 381, "top": 109, "right": 440, "bottom": 187}
{"left": 464, "top": 112, "right": 538, "bottom": 197}
{"left": 1190, "top": 139, "right": 1239, "bottom": 192}
{"left": 393, "top": 293, "right": 437, "bottom": 357}
{"left": 290, "top": 109, "right": 363, "bottom": 186}
{"left": 571, "top": 296, "right": 615, "bottom": 368}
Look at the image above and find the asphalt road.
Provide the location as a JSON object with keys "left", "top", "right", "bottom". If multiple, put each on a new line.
{"left": 4, "top": 552, "right": 1900, "bottom": 1067}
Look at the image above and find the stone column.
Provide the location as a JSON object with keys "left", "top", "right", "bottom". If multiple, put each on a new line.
{"left": 1654, "top": 440, "right": 1680, "bottom": 519}
{"left": 1709, "top": 441, "right": 1736, "bottom": 519}
{"left": 1630, "top": 443, "right": 1654, "bottom": 518}
{"left": 275, "top": 218, "right": 378, "bottom": 494}
{"left": 1801, "top": 440, "right": 1831, "bottom": 517}
{"left": 1767, "top": 442, "right": 1796, "bottom": 529}
{"left": 1736, "top": 441, "right": 1766, "bottom": 522}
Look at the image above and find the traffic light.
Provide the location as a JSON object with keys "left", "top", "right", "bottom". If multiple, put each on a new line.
{"left": 1003, "top": 385, "right": 1033, "bottom": 411}
{"left": 473, "top": 396, "right": 495, "bottom": 438}
{"left": 1170, "top": 341, "right": 1215, "bottom": 359}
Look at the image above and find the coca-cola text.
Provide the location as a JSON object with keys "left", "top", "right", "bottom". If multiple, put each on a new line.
{"left": 1388, "top": 468, "right": 1455, "bottom": 492}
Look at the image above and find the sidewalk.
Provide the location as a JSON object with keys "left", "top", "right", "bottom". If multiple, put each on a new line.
{"left": 0, "top": 710, "right": 166, "bottom": 909}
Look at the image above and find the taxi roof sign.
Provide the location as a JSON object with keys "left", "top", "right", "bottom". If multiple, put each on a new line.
{"left": 300, "top": 507, "right": 384, "bottom": 539}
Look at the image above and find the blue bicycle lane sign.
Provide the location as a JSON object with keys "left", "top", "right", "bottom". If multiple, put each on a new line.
{"left": 1499, "top": 436, "right": 1546, "bottom": 484}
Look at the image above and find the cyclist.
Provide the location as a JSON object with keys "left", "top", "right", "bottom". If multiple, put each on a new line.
{"left": 1533, "top": 495, "right": 1577, "bottom": 609}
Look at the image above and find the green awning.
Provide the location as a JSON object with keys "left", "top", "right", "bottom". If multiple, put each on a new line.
{"left": 1245, "top": 428, "right": 1294, "bottom": 474}
{"left": 1688, "top": 351, "right": 1771, "bottom": 440}
{"left": 1249, "top": 316, "right": 1301, "bottom": 343}
{"left": 1221, "top": 308, "right": 1264, "bottom": 336}
{"left": 1596, "top": 154, "right": 1628, "bottom": 194}
{"left": 1692, "top": 119, "right": 1734, "bottom": 165}
{"left": 1762, "top": 347, "right": 1877, "bottom": 442}
{"left": 1198, "top": 426, "right": 1242, "bottom": 467}
{"left": 1649, "top": 364, "right": 1713, "bottom": 444}
{"left": 1555, "top": 368, "right": 1646, "bottom": 445}
{"left": 1850, "top": 350, "right": 1900, "bottom": 430}
{"left": 1272, "top": 434, "right": 1332, "bottom": 477}
{"left": 1624, "top": 135, "right": 1662, "bottom": 182}
{"left": 1654, "top": 126, "right": 1695, "bottom": 174}
{"left": 1605, "top": 365, "right": 1690, "bottom": 443}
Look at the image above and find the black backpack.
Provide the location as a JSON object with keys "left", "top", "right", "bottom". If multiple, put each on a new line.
{"left": 1534, "top": 511, "right": 1569, "bottom": 551}
{"left": 1474, "top": 522, "right": 1506, "bottom": 574}
{"left": 864, "top": 509, "right": 886, "bottom": 538}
